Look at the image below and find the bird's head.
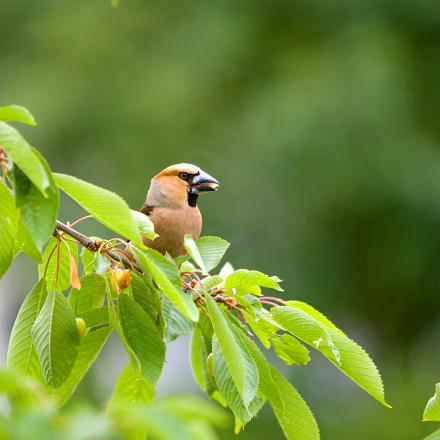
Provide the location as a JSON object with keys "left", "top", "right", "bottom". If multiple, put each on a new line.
{"left": 147, "top": 163, "right": 219, "bottom": 208}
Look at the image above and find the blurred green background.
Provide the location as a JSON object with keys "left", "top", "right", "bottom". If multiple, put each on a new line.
{"left": 1, "top": 0, "right": 440, "bottom": 438}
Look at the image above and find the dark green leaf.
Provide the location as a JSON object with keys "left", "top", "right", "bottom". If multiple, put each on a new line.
{"left": 0, "top": 122, "right": 49, "bottom": 193}
{"left": 190, "top": 324, "right": 216, "bottom": 396}
{"left": 163, "top": 297, "right": 195, "bottom": 341}
{"left": 204, "top": 293, "right": 258, "bottom": 407}
{"left": 38, "top": 238, "right": 78, "bottom": 292}
{"left": 0, "top": 179, "right": 17, "bottom": 278}
{"left": 212, "top": 335, "right": 265, "bottom": 427}
{"left": 7, "top": 279, "right": 47, "bottom": 379}
{"left": 131, "top": 247, "right": 199, "bottom": 322}
{"left": 31, "top": 291, "right": 79, "bottom": 388}
{"left": 69, "top": 273, "right": 106, "bottom": 315}
{"left": 230, "top": 320, "right": 320, "bottom": 440}
{"left": 13, "top": 150, "right": 59, "bottom": 252}
{"left": 55, "top": 327, "right": 112, "bottom": 406}
{"left": 80, "top": 307, "right": 109, "bottom": 328}
{"left": 13, "top": 215, "right": 42, "bottom": 262}
{"left": 118, "top": 294, "right": 165, "bottom": 383}
{"left": 130, "top": 271, "right": 160, "bottom": 322}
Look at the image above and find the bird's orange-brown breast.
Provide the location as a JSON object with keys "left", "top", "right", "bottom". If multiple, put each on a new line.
{"left": 142, "top": 205, "right": 202, "bottom": 258}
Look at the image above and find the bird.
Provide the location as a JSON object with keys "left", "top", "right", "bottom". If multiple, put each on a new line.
{"left": 134, "top": 163, "right": 219, "bottom": 258}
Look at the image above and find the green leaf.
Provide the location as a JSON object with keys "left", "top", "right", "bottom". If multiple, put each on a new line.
{"left": 131, "top": 247, "right": 198, "bottom": 322}
{"left": 55, "top": 327, "right": 112, "bottom": 406}
{"left": 80, "top": 246, "right": 109, "bottom": 275}
{"left": 230, "top": 320, "right": 320, "bottom": 440}
{"left": 13, "top": 215, "right": 41, "bottom": 262}
{"left": 31, "top": 291, "right": 79, "bottom": 389}
{"left": 424, "top": 429, "right": 440, "bottom": 440}
{"left": 212, "top": 335, "right": 265, "bottom": 427}
{"left": 53, "top": 173, "right": 143, "bottom": 246}
{"left": 131, "top": 210, "right": 157, "bottom": 240}
{"left": 108, "top": 364, "right": 155, "bottom": 440}
{"left": 225, "top": 269, "right": 283, "bottom": 291}
{"left": 13, "top": 150, "right": 59, "bottom": 252}
{"left": 0, "top": 122, "right": 50, "bottom": 194}
{"left": 195, "top": 236, "right": 230, "bottom": 272}
{"left": 0, "top": 105, "right": 36, "bottom": 125}
{"left": 272, "top": 303, "right": 389, "bottom": 407}
{"left": 163, "top": 297, "right": 195, "bottom": 341}
{"left": 0, "top": 179, "right": 17, "bottom": 278}
{"left": 69, "top": 273, "right": 106, "bottom": 315}
{"left": 204, "top": 292, "right": 258, "bottom": 407}
{"left": 80, "top": 307, "right": 109, "bottom": 328}
{"left": 109, "top": 363, "right": 155, "bottom": 409}
{"left": 424, "top": 383, "right": 440, "bottom": 421}
{"left": 184, "top": 234, "right": 208, "bottom": 273}
{"left": 130, "top": 271, "right": 160, "bottom": 322}
{"left": 190, "top": 324, "right": 216, "bottom": 396}
{"left": 38, "top": 238, "right": 78, "bottom": 292}
{"left": 245, "top": 311, "right": 278, "bottom": 349}
{"left": 272, "top": 333, "right": 310, "bottom": 366}
{"left": 7, "top": 279, "right": 48, "bottom": 379}
{"left": 118, "top": 294, "right": 165, "bottom": 383}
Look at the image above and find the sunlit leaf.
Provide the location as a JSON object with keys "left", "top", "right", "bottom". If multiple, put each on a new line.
{"left": 225, "top": 269, "right": 283, "bottom": 291}
{"left": 184, "top": 234, "right": 208, "bottom": 273}
{"left": 0, "top": 105, "right": 36, "bottom": 125}
{"left": 131, "top": 210, "right": 157, "bottom": 240}
{"left": 195, "top": 236, "right": 230, "bottom": 272}
{"left": 53, "top": 173, "right": 143, "bottom": 246}
{"left": 272, "top": 303, "right": 389, "bottom": 407}
{"left": 424, "top": 383, "right": 440, "bottom": 421}
{"left": 272, "top": 333, "right": 310, "bottom": 366}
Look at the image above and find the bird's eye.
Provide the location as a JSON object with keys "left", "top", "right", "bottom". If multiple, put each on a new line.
{"left": 179, "top": 172, "right": 189, "bottom": 180}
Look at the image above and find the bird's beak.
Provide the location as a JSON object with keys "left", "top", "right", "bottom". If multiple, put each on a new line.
{"left": 190, "top": 170, "right": 219, "bottom": 194}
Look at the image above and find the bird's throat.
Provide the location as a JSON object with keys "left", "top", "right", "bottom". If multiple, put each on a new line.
{"left": 188, "top": 192, "right": 198, "bottom": 207}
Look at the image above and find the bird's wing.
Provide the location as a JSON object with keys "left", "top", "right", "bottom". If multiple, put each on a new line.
{"left": 139, "top": 202, "right": 154, "bottom": 217}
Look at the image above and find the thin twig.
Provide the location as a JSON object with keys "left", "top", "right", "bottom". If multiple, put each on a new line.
{"left": 260, "top": 296, "right": 286, "bottom": 304}
{"left": 54, "top": 220, "right": 142, "bottom": 273}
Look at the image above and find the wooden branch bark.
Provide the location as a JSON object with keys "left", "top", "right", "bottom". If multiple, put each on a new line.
{"left": 55, "top": 220, "right": 143, "bottom": 273}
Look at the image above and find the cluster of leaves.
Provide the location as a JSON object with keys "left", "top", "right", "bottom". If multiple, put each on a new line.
{"left": 1, "top": 105, "right": 390, "bottom": 439}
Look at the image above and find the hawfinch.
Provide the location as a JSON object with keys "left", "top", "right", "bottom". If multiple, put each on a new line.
{"left": 138, "top": 163, "right": 219, "bottom": 258}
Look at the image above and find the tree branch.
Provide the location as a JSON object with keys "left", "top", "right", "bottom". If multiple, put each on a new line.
{"left": 55, "top": 220, "right": 143, "bottom": 273}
